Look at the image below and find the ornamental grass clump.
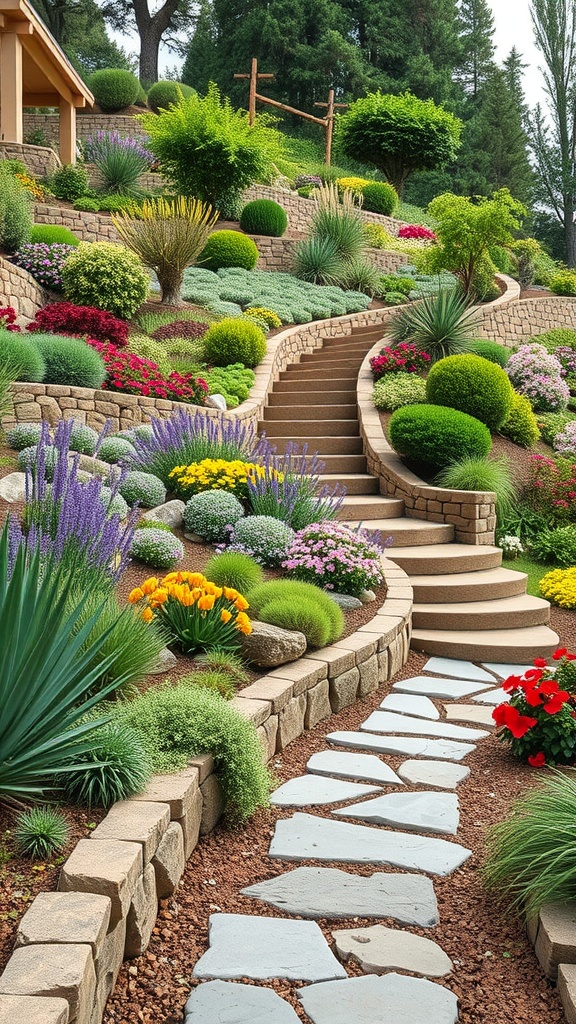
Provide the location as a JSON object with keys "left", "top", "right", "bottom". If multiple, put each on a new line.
{"left": 434, "top": 456, "right": 517, "bottom": 527}
{"left": 282, "top": 521, "right": 387, "bottom": 597}
{"left": 62, "top": 722, "right": 151, "bottom": 808}
{"left": 84, "top": 130, "right": 154, "bottom": 196}
{"left": 203, "top": 551, "right": 264, "bottom": 594}
{"left": 387, "top": 288, "right": 480, "bottom": 362}
{"left": 14, "top": 806, "right": 69, "bottom": 858}
{"left": 247, "top": 579, "right": 343, "bottom": 643}
{"left": 128, "top": 571, "right": 252, "bottom": 654}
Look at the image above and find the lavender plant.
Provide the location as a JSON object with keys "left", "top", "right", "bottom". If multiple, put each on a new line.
{"left": 246, "top": 443, "right": 345, "bottom": 529}
{"left": 14, "top": 243, "right": 76, "bottom": 292}
{"left": 84, "top": 130, "right": 153, "bottom": 196}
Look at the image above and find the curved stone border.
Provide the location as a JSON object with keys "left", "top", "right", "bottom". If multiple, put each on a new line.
{"left": 478, "top": 292, "right": 576, "bottom": 343}
{"left": 0, "top": 559, "right": 412, "bottom": 1024}
{"left": 0, "top": 256, "right": 48, "bottom": 321}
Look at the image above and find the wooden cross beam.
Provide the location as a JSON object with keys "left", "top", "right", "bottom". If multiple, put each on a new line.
{"left": 234, "top": 58, "right": 274, "bottom": 125}
{"left": 314, "top": 89, "right": 348, "bottom": 166}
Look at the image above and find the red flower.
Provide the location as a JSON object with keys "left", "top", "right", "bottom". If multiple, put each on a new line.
{"left": 523, "top": 668, "right": 545, "bottom": 684}
{"left": 543, "top": 690, "right": 571, "bottom": 715}
{"left": 497, "top": 704, "right": 538, "bottom": 738}
{"left": 502, "top": 674, "right": 522, "bottom": 692}
{"left": 528, "top": 752, "right": 546, "bottom": 767}
{"left": 492, "top": 703, "right": 511, "bottom": 726}
{"left": 553, "top": 648, "right": 568, "bottom": 660}
{"left": 533, "top": 657, "right": 548, "bottom": 668}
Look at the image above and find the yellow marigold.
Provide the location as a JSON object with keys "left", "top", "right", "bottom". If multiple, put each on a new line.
{"left": 128, "top": 586, "right": 144, "bottom": 603}
{"left": 223, "top": 586, "right": 240, "bottom": 601}
{"left": 235, "top": 611, "right": 252, "bottom": 635}
{"left": 221, "top": 609, "right": 232, "bottom": 623}
{"left": 141, "top": 607, "right": 154, "bottom": 623}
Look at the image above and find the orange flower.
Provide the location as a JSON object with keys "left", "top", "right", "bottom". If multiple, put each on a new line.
{"left": 141, "top": 607, "right": 154, "bottom": 623}
{"left": 128, "top": 587, "right": 144, "bottom": 604}
{"left": 150, "top": 588, "right": 168, "bottom": 607}
{"left": 179, "top": 588, "right": 195, "bottom": 607}
{"left": 198, "top": 594, "right": 215, "bottom": 611}
{"left": 235, "top": 612, "right": 252, "bottom": 635}
{"left": 220, "top": 609, "right": 232, "bottom": 623}
{"left": 223, "top": 586, "right": 240, "bottom": 601}
{"left": 234, "top": 596, "right": 249, "bottom": 612}
{"left": 141, "top": 577, "right": 159, "bottom": 596}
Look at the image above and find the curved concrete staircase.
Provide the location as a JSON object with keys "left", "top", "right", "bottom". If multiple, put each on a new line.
{"left": 260, "top": 323, "right": 560, "bottom": 663}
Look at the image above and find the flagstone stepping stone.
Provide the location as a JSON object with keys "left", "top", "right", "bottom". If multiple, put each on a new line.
{"left": 270, "top": 775, "right": 381, "bottom": 807}
{"left": 193, "top": 914, "right": 347, "bottom": 982}
{"left": 472, "top": 687, "right": 509, "bottom": 705}
{"left": 269, "top": 813, "right": 472, "bottom": 875}
{"left": 444, "top": 704, "right": 495, "bottom": 728}
{"left": 184, "top": 980, "right": 301, "bottom": 1023}
{"left": 393, "top": 676, "right": 493, "bottom": 699}
{"left": 297, "top": 973, "right": 459, "bottom": 1024}
{"left": 242, "top": 866, "right": 438, "bottom": 926}
{"left": 398, "top": 760, "right": 470, "bottom": 790}
{"left": 307, "top": 750, "right": 403, "bottom": 786}
{"left": 332, "top": 924, "right": 453, "bottom": 977}
{"left": 424, "top": 657, "right": 496, "bottom": 683}
{"left": 333, "top": 791, "right": 459, "bottom": 836}
{"left": 481, "top": 662, "right": 534, "bottom": 678}
{"left": 361, "top": 711, "right": 488, "bottom": 742}
{"left": 327, "top": 730, "right": 476, "bottom": 762}
{"left": 380, "top": 694, "right": 439, "bottom": 720}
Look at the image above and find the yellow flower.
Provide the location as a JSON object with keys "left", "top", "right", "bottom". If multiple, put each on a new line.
{"left": 235, "top": 611, "right": 252, "bottom": 634}
{"left": 234, "top": 596, "right": 249, "bottom": 612}
{"left": 223, "top": 586, "right": 240, "bottom": 601}
{"left": 141, "top": 577, "right": 159, "bottom": 595}
{"left": 198, "top": 594, "right": 215, "bottom": 611}
{"left": 128, "top": 586, "right": 144, "bottom": 603}
{"left": 141, "top": 607, "right": 154, "bottom": 623}
{"left": 220, "top": 609, "right": 232, "bottom": 623}
{"left": 150, "top": 587, "right": 168, "bottom": 607}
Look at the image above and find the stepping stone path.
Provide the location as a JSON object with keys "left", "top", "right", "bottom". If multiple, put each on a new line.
{"left": 185, "top": 654, "right": 538, "bottom": 1020}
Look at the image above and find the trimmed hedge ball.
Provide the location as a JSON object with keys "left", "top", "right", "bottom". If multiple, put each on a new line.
{"left": 6, "top": 422, "right": 43, "bottom": 450}
{"left": 499, "top": 391, "right": 540, "bottom": 448}
{"left": 118, "top": 471, "right": 166, "bottom": 508}
{"left": 426, "top": 353, "right": 514, "bottom": 430}
{"left": 0, "top": 332, "right": 45, "bottom": 382}
{"left": 198, "top": 230, "right": 259, "bottom": 271}
{"left": 239, "top": 199, "right": 288, "bottom": 237}
{"left": 68, "top": 421, "right": 99, "bottom": 455}
{"left": 88, "top": 69, "right": 140, "bottom": 113}
{"left": 28, "top": 334, "right": 107, "bottom": 390}
{"left": 203, "top": 318, "right": 266, "bottom": 369}
{"left": 146, "top": 80, "right": 194, "bottom": 113}
{"left": 61, "top": 242, "right": 149, "bottom": 320}
{"left": 183, "top": 490, "right": 245, "bottom": 543}
{"left": 470, "top": 339, "right": 510, "bottom": 366}
{"left": 361, "top": 181, "right": 398, "bottom": 215}
{"left": 98, "top": 436, "right": 137, "bottom": 464}
{"left": 388, "top": 404, "right": 492, "bottom": 468}
{"left": 129, "top": 527, "right": 184, "bottom": 570}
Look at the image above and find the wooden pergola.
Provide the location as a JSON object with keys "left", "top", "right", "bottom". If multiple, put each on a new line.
{"left": 0, "top": 0, "right": 93, "bottom": 164}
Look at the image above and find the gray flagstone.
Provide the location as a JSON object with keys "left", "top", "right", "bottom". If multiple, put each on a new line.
{"left": 333, "top": 791, "right": 459, "bottom": 836}
{"left": 297, "top": 973, "right": 459, "bottom": 1024}
{"left": 327, "top": 730, "right": 476, "bottom": 761}
{"left": 361, "top": 710, "right": 488, "bottom": 741}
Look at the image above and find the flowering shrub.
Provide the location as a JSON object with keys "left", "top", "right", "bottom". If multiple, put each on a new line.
{"left": 398, "top": 224, "right": 437, "bottom": 241}
{"left": 129, "top": 527, "right": 184, "bottom": 570}
{"left": 554, "top": 421, "right": 576, "bottom": 458}
{"left": 226, "top": 515, "right": 294, "bottom": 567}
{"left": 15, "top": 172, "right": 46, "bottom": 201}
{"left": 0, "top": 306, "right": 21, "bottom": 332}
{"left": 507, "top": 344, "right": 570, "bottom": 412}
{"left": 370, "top": 342, "right": 431, "bottom": 381}
{"left": 527, "top": 453, "right": 576, "bottom": 524}
{"left": 540, "top": 567, "right": 576, "bottom": 609}
{"left": 282, "top": 521, "right": 388, "bottom": 597}
{"left": 28, "top": 302, "right": 129, "bottom": 347}
{"left": 493, "top": 650, "right": 576, "bottom": 764}
{"left": 128, "top": 571, "right": 252, "bottom": 654}
{"left": 151, "top": 319, "right": 209, "bottom": 342}
{"left": 84, "top": 130, "right": 153, "bottom": 196}
{"left": 183, "top": 490, "right": 245, "bottom": 542}
{"left": 555, "top": 345, "right": 576, "bottom": 385}
{"left": 14, "top": 243, "right": 76, "bottom": 292}
{"left": 87, "top": 339, "right": 209, "bottom": 403}
{"left": 497, "top": 534, "right": 524, "bottom": 558}
{"left": 372, "top": 372, "right": 427, "bottom": 411}
{"left": 169, "top": 458, "right": 282, "bottom": 502}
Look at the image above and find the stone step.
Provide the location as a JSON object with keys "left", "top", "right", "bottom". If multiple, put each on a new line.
{"left": 338, "top": 499, "right": 410, "bottom": 523}
{"left": 273, "top": 378, "right": 357, "bottom": 393}
{"left": 391, "top": 543, "right": 502, "bottom": 575}
{"left": 319, "top": 341, "right": 377, "bottom": 354}
{"left": 343, "top": 517, "right": 454, "bottom": 543}
{"left": 316, "top": 454, "right": 369, "bottom": 473}
{"left": 264, "top": 404, "right": 358, "bottom": 421}
{"left": 267, "top": 436, "right": 364, "bottom": 455}
{"left": 412, "top": 593, "right": 551, "bottom": 631}
{"left": 410, "top": 566, "right": 528, "bottom": 603}
{"left": 298, "top": 355, "right": 364, "bottom": 368}
{"left": 280, "top": 367, "right": 360, "bottom": 380}
{"left": 319, "top": 473, "right": 379, "bottom": 495}
{"left": 261, "top": 419, "right": 360, "bottom": 437}
{"left": 411, "top": 624, "right": 560, "bottom": 662}
{"left": 269, "top": 389, "right": 357, "bottom": 405}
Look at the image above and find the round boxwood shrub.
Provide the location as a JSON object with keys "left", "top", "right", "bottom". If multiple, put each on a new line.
{"left": 118, "top": 471, "right": 166, "bottom": 508}
{"left": 203, "top": 318, "right": 266, "bottom": 368}
{"left": 499, "top": 391, "right": 540, "bottom": 448}
{"left": 426, "top": 354, "right": 514, "bottom": 430}
{"left": 147, "top": 80, "right": 194, "bottom": 113}
{"left": 239, "top": 199, "right": 288, "bottom": 237}
{"left": 28, "top": 334, "right": 106, "bottom": 389}
{"left": 98, "top": 436, "right": 137, "bottom": 463}
{"left": 29, "top": 225, "right": 80, "bottom": 246}
{"left": 68, "top": 421, "right": 99, "bottom": 455}
{"left": 0, "top": 332, "right": 45, "bottom": 381}
{"left": 361, "top": 181, "right": 398, "bottom": 215}
{"left": 388, "top": 404, "right": 492, "bottom": 468}
{"left": 129, "top": 527, "right": 184, "bottom": 570}
{"left": 183, "top": 490, "right": 245, "bottom": 543}
{"left": 61, "top": 242, "right": 149, "bottom": 320}
{"left": 89, "top": 69, "right": 140, "bottom": 113}
{"left": 198, "top": 230, "right": 259, "bottom": 271}
{"left": 6, "top": 422, "right": 43, "bottom": 450}
{"left": 48, "top": 164, "right": 89, "bottom": 203}
{"left": 470, "top": 339, "right": 510, "bottom": 366}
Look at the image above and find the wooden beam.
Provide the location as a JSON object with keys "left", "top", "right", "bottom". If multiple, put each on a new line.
{"left": 0, "top": 31, "right": 23, "bottom": 142}
{"left": 21, "top": 33, "right": 73, "bottom": 104}
{"left": 59, "top": 97, "right": 75, "bottom": 164}
{"left": 23, "top": 92, "right": 59, "bottom": 105}
{"left": 254, "top": 92, "right": 326, "bottom": 126}
{"left": 12, "top": 21, "right": 33, "bottom": 34}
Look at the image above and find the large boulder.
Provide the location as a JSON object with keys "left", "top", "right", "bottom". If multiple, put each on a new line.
{"left": 143, "top": 499, "right": 185, "bottom": 529}
{"left": 240, "top": 621, "right": 307, "bottom": 668}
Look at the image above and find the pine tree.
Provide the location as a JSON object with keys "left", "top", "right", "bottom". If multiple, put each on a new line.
{"left": 181, "top": 0, "right": 217, "bottom": 93}
{"left": 472, "top": 67, "right": 534, "bottom": 203}
{"left": 503, "top": 47, "right": 529, "bottom": 124}
{"left": 456, "top": 0, "right": 496, "bottom": 98}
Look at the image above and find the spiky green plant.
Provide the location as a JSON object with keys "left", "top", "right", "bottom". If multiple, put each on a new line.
{"left": 195, "top": 650, "right": 250, "bottom": 685}
{"left": 434, "top": 456, "right": 517, "bottom": 527}
{"left": 291, "top": 236, "right": 342, "bottom": 285}
{"left": 387, "top": 287, "right": 480, "bottom": 362}
{"left": 0, "top": 357, "right": 20, "bottom": 429}
{"left": 62, "top": 722, "right": 151, "bottom": 808}
{"left": 310, "top": 182, "right": 366, "bottom": 262}
{"left": 14, "top": 806, "right": 69, "bottom": 858}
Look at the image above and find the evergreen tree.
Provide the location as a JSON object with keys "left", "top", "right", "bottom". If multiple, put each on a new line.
{"left": 471, "top": 67, "right": 534, "bottom": 204}
{"left": 181, "top": 0, "right": 217, "bottom": 93}
{"left": 456, "top": 0, "right": 495, "bottom": 98}
{"left": 503, "top": 47, "right": 529, "bottom": 124}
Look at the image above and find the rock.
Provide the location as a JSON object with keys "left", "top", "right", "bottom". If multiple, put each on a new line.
{"left": 90, "top": 918, "right": 126, "bottom": 1024}
{"left": 535, "top": 902, "right": 576, "bottom": 979}
{"left": 327, "top": 730, "right": 476, "bottom": 762}
{"left": 143, "top": 499, "right": 185, "bottom": 529}
{"left": 329, "top": 667, "right": 360, "bottom": 713}
{"left": 471, "top": 687, "right": 510, "bottom": 705}
{"left": 89, "top": 800, "right": 170, "bottom": 865}
{"left": 270, "top": 775, "right": 381, "bottom": 807}
{"left": 75, "top": 455, "right": 111, "bottom": 480}
{"left": 423, "top": 657, "right": 496, "bottom": 682}
{"left": 333, "top": 791, "right": 460, "bottom": 836}
{"left": 397, "top": 760, "right": 470, "bottom": 790}
{"left": 193, "top": 913, "right": 347, "bottom": 982}
{"left": 205, "top": 394, "right": 227, "bottom": 411}
{"left": 240, "top": 620, "right": 307, "bottom": 668}
{"left": 481, "top": 661, "right": 533, "bottom": 679}
{"left": 393, "top": 676, "right": 493, "bottom": 700}
{"left": 360, "top": 710, "right": 488, "bottom": 742}
{"left": 184, "top": 531, "right": 205, "bottom": 543}
{"left": 177, "top": 788, "right": 203, "bottom": 859}
{"left": 59, "top": 838, "right": 142, "bottom": 928}
{"left": 307, "top": 750, "right": 403, "bottom": 787}
{"left": 305, "top": 679, "right": 331, "bottom": 729}
{"left": 327, "top": 592, "right": 363, "bottom": 611}
{"left": 358, "top": 655, "right": 379, "bottom": 697}
{"left": 0, "top": 944, "right": 96, "bottom": 1024}
{"left": 0, "top": 472, "right": 26, "bottom": 503}
{"left": 200, "top": 774, "right": 224, "bottom": 835}
{"left": 152, "top": 821, "right": 185, "bottom": 898}
{"left": 380, "top": 694, "right": 439, "bottom": 720}
{"left": 269, "top": 813, "right": 472, "bottom": 876}
{"left": 0, "top": 995, "right": 70, "bottom": 1024}
{"left": 146, "top": 647, "right": 178, "bottom": 675}
{"left": 132, "top": 766, "right": 199, "bottom": 820}
{"left": 124, "top": 864, "right": 157, "bottom": 959}
{"left": 277, "top": 693, "right": 306, "bottom": 749}
{"left": 297, "top": 973, "right": 458, "bottom": 1024}
{"left": 15, "top": 892, "right": 111, "bottom": 955}
{"left": 242, "top": 866, "right": 438, "bottom": 927}
{"left": 444, "top": 704, "right": 495, "bottom": 728}
{"left": 332, "top": 924, "right": 453, "bottom": 977}
{"left": 184, "top": 981, "right": 301, "bottom": 1024}
{"left": 359, "top": 589, "right": 376, "bottom": 603}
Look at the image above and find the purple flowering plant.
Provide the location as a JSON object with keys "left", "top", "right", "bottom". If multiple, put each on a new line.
{"left": 14, "top": 243, "right": 76, "bottom": 292}
{"left": 83, "top": 130, "right": 154, "bottom": 196}
{"left": 554, "top": 421, "right": 576, "bottom": 459}
{"left": 247, "top": 443, "right": 345, "bottom": 529}
{"left": 282, "top": 520, "right": 391, "bottom": 597}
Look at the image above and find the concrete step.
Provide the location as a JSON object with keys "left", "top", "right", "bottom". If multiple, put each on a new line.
{"left": 319, "top": 473, "right": 379, "bottom": 495}
{"left": 413, "top": 594, "right": 551, "bottom": 631}
{"left": 315, "top": 454, "right": 369, "bottom": 473}
{"left": 390, "top": 543, "right": 502, "bottom": 575}
{"left": 338, "top": 497, "right": 406, "bottom": 521}
{"left": 269, "top": 390, "right": 356, "bottom": 406}
{"left": 280, "top": 367, "right": 359, "bottom": 380}
{"left": 264, "top": 404, "right": 358, "bottom": 421}
{"left": 411, "top": 624, "right": 560, "bottom": 663}
{"left": 410, "top": 567, "right": 528, "bottom": 604}
{"left": 343, "top": 516, "right": 454, "bottom": 542}
{"left": 261, "top": 419, "right": 359, "bottom": 437}
{"left": 273, "top": 379, "right": 356, "bottom": 393}
{"left": 319, "top": 342, "right": 376, "bottom": 354}
{"left": 299, "top": 354, "right": 364, "bottom": 367}
{"left": 267, "top": 436, "right": 364, "bottom": 455}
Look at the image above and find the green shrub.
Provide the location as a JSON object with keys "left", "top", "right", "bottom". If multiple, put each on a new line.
{"left": 247, "top": 579, "right": 343, "bottom": 642}
{"left": 537, "top": 411, "right": 576, "bottom": 446}
{"left": 387, "top": 288, "right": 479, "bottom": 362}
{"left": 73, "top": 197, "right": 100, "bottom": 212}
{"left": 550, "top": 269, "right": 576, "bottom": 296}
{"left": 0, "top": 332, "right": 45, "bottom": 381}
{"left": 181, "top": 668, "right": 236, "bottom": 700}
{"left": 500, "top": 392, "right": 540, "bottom": 448}
{"left": 426, "top": 353, "right": 514, "bottom": 430}
{"left": 470, "top": 339, "right": 510, "bottom": 366}
{"left": 291, "top": 236, "right": 342, "bottom": 285}
{"left": 0, "top": 167, "right": 32, "bottom": 251}
{"left": 48, "top": 164, "right": 89, "bottom": 203}
{"left": 372, "top": 372, "right": 427, "bottom": 411}
{"left": 204, "top": 551, "right": 264, "bottom": 593}
{"left": 183, "top": 490, "right": 245, "bottom": 542}
{"left": 229, "top": 515, "right": 294, "bottom": 567}
{"left": 435, "top": 455, "right": 517, "bottom": 525}
{"left": 14, "top": 806, "right": 69, "bottom": 858}
{"left": 89, "top": 68, "right": 140, "bottom": 112}
{"left": 534, "top": 328, "right": 576, "bottom": 352}
{"left": 240, "top": 199, "right": 287, "bottom": 237}
{"left": 119, "top": 470, "right": 166, "bottom": 508}
{"left": 30, "top": 224, "right": 80, "bottom": 246}
{"left": 6, "top": 422, "right": 43, "bottom": 450}
{"left": 147, "top": 80, "right": 192, "bottom": 113}
{"left": 29, "top": 334, "right": 106, "bottom": 389}
{"left": 126, "top": 334, "right": 171, "bottom": 376}
{"left": 129, "top": 527, "right": 184, "bottom": 569}
{"left": 338, "top": 258, "right": 381, "bottom": 296}
{"left": 388, "top": 404, "right": 492, "bottom": 467}
{"left": 62, "top": 722, "right": 150, "bottom": 808}
{"left": 259, "top": 596, "right": 334, "bottom": 648}
{"left": 68, "top": 422, "right": 99, "bottom": 455}
{"left": 203, "top": 318, "right": 266, "bottom": 368}
{"left": 379, "top": 273, "right": 414, "bottom": 296}
{"left": 384, "top": 291, "right": 409, "bottom": 306}
{"left": 531, "top": 525, "right": 576, "bottom": 566}
{"left": 361, "top": 181, "right": 398, "bottom": 215}
{"left": 199, "top": 230, "right": 259, "bottom": 271}
{"left": 116, "top": 682, "right": 272, "bottom": 819}
{"left": 1, "top": 158, "right": 26, "bottom": 176}
{"left": 98, "top": 436, "right": 137, "bottom": 463}
{"left": 61, "top": 242, "right": 149, "bottom": 319}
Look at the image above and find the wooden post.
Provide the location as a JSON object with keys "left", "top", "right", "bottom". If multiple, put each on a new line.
{"left": 0, "top": 32, "right": 23, "bottom": 142}
{"left": 59, "top": 98, "right": 76, "bottom": 165}
{"left": 234, "top": 59, "right": 274, "bottom": 126}
{"left": 314, "top": 90, "right": 348, "bottom": 166}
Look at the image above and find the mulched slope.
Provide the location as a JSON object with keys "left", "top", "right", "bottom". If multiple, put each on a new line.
{"left": 103, "top": 649, "right": 565, "bottom": 1024}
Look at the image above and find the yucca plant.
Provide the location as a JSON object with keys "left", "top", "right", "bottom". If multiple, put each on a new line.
{"left": 337, "top": 257, "right": 381, "bottom": 296}
{"left": 310, "top": 182, "right": 366, "bottom": 262}
{"left": 291, "top": 236, "right": 343, "bottom": 285}
{"left": 112, "top": 196, "right": 218, "bottom": 305}
{"left": 387, "top": 287, "right": 480, "bottom": 362}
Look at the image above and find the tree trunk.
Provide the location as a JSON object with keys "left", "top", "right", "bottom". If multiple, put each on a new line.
{"left": 565, "top": 208, "right": 576, "bottom": 268}
{"left": 157, "top": 269, "right": 184, "bottom": 306}
{"left": 139, "top": 31, "right": 161, "bottom": 84}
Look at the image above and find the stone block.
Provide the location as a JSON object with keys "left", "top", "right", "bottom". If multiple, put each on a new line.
{"left": 124, "top": 864, "right": 157, "bottom": 959}
{"left": 131, "top": 767, "right": 199, "bottom": 820}
{"left": 307, "top": 646, "right": 356, "bottom": 677}
{"left": 358, "top": 654, "right": 379, "bottom": 697}
{"left": 329, "top": 667, "right": 360, "bottom": 713}
{"left": 16, "top": 892, "right": 111, "bottom": 956}
{"left": 230, "top": 696, "right": 271, "bottom": 727}
{"left": 559, "top": 964, "right": 576, "bottom": 1024}
{"left": 305, "top": 679, "right": 331, "bottom": 729}
{"left": 59, "top": 839, "right": 142, "bottom": 928}
{"left": 535, "top": 902, "right": 576, "bottom": 978}
{"left": 377, "top": 649, "right": 389, "bottom": 680}
{"left": 200, "top": 774, "right": 224, "bottom": 835}
{"left": 177, "top": 788, "right": 203, "bottom": 859}
{"left": 0, "top": 995, "right": 69, "bottom": 1024}
{"left": 0, "top": 944, "right": 95, "bottom": 1024}
{"left": 257, "top": 715, "right": 279, "bottom": 763}
{"left": 266, "top": 659, "right": 328, "bottom": 695}
{"left": 236, "top": 678, "right": 292, "bottom": 713}
{"left": 189, "top": 753, "right": 215, "bottom": 784}
{"left": 89, "top": 800, "right": 170, "bottom": 864}
{"left": 277, "top": 692, "right": 307, "bottom": 750}
{"left": 152, "top": 821, "right": 185, "bottom": 898}
{"left": 90, "top": 918, "right": 126, "bottom": 1024}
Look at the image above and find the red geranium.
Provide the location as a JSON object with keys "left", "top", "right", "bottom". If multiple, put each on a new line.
{"left": 86, "top": 339, "right": 208, "bottom": 405}
{"left": 494, "top": 649, "right": 576, "bottom": 764}
{"left": 528, "top": 752, "right": 546, "bottom": 767}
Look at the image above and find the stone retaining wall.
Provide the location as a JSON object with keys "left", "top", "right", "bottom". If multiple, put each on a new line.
{"left": 0, "top": 257, "right": 48, "bottom": 321}
{"left": 527, "top": 904, "right": 576, "bottom": 1022}
{"left": 253, "top": 234, "right": 409, "bottom": 274}
{"left": 23, "top": 113, "right": 142, "bottom": 150}
{"left": 0, "top": 142, "right": 60, "bottom": 178}
{"left": 478, "top": 295, "right": 576, "bottom": 343}
{"left": 244, "top": 183, "right": 409, "bottom": 235}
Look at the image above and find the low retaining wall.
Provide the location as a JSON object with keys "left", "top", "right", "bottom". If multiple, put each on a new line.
{"left": 23, "top": 113, "right": 142, "bottom": 151}
{"left": 244, "top": 183, "right": 409, "bottom": 235}
{"left": 0, "top": 257, "right": 48, "bottom": 320}
{"left": 0, "top": 142, "right": 60, "bottom": 178}
{"left": 478, "top": 294, "right": 576, "bottom": 343}
{"left": 527, "top": 904, "right": 576, "bottom": 1022}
